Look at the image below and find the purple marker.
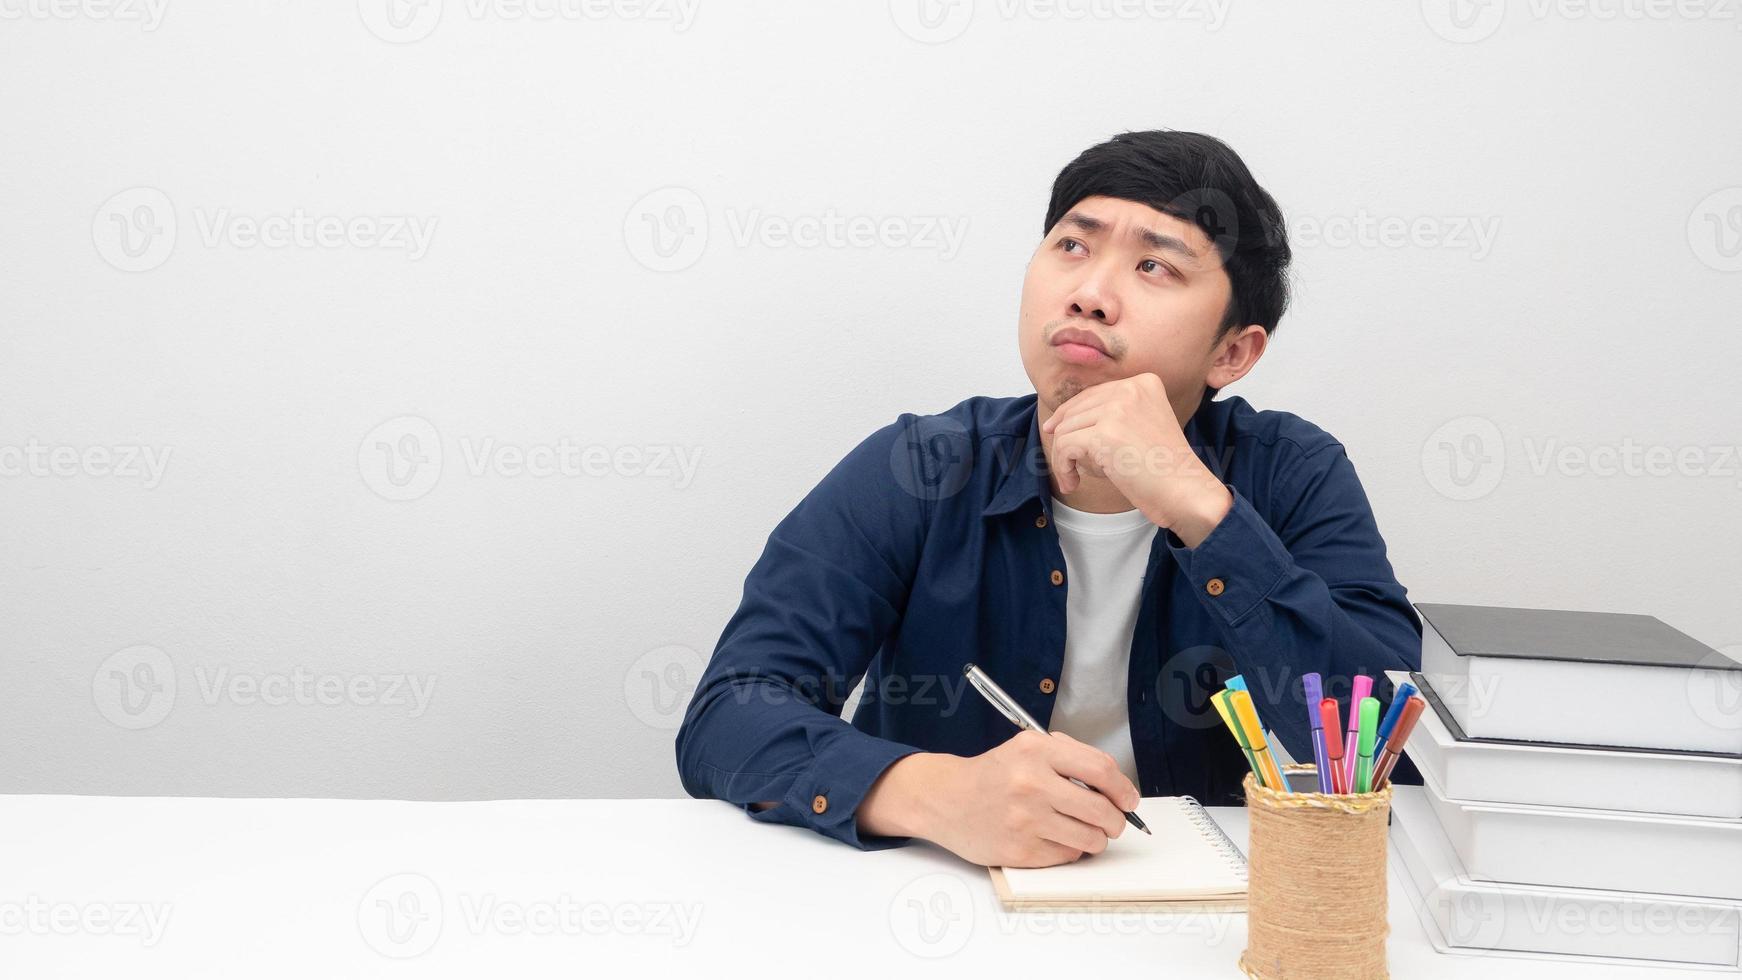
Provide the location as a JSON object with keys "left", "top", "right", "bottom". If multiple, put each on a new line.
{"left": 1303, "top": 672, "right": 1332, "bottom": 793}
{"left": 1344, "top": 675, "right": 1373, "bottom": 788}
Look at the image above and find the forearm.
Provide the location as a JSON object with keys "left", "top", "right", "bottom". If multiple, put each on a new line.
{"left": 1167, "top": 480, "right": 1421, "bottom": 760}
{"left": 855, "top": 751, "right": 959, "bottom": 840}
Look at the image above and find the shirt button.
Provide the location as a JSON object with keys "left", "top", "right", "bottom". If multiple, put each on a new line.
{"left": 1039, "top": 677, "right": 1056, "bottom": 694}
{"left": 1049, "top": 569, "right": 1065, "bottom": 586}
{"left": 811, "top": 794, "right": 828, "bottom": 814}
{"left": 1206, "top": 577, "right": 1226, "bottom": 596}
{"left": 1034, "top": 514, "right": 1048, "bottom": 529}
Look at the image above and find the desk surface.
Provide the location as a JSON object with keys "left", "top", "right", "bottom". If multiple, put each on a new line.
{"left": 0, "top": 795, "right": 1708, "bottom": 978}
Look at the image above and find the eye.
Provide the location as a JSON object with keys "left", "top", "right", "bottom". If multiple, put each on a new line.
{"left": 1057, "top": 237, "right": 1085, "bottom": 254}
{"left": 1139, "top": 258, "right": 1172, "bottom": 278}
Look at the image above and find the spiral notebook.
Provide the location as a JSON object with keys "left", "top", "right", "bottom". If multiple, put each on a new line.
{"left": 988, "top": 796, "right": 1248, "bottom": 911}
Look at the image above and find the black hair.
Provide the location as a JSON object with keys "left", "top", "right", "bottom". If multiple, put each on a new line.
{"left": 1042, "top": 130, "right": 1292, "bottom": 398}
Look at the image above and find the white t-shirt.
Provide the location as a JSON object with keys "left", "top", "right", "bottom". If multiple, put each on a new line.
{"left": 1047, "top": 497, "right": 1158, "bottom": 789}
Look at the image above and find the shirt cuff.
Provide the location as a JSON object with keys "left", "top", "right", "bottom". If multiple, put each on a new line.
{"left": 749, "top": 728, "right": 925, "bottom": 851}
{"left": 1164, "top": 485, "right": 1292, "bottom": 626}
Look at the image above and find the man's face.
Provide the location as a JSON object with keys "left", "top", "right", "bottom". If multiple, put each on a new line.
{"left": 1017, "top": 195, "right": 1236, "bottom": 425}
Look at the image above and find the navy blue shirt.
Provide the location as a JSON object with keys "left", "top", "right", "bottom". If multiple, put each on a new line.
{"left": 676, "top": 391, "right": 1422, "bottom": 850}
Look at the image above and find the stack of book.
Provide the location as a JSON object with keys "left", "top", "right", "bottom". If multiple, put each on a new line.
{"left": 1386, "top": 602, "right": 1742, "bottom": 969}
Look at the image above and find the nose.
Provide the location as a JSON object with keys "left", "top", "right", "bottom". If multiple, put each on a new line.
{"left": 1064, "top": 268, "right": 1118, "bottom": 324}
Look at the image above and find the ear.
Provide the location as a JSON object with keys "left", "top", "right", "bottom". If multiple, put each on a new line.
{"left": 1206, "top": 324, "right": 1268, "bottom": 390}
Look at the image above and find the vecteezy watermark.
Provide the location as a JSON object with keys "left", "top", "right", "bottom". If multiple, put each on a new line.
{"left": 357, "top": 873, "right": 703, "bottom": 958}
{"left": 628, "top": 654, "right": 982, "bottom": 731}
{"left": 623, "top": 644, "right": 707, "bottom": 730}
{"left": 1421, "top": 0, "right": 1742, "bottom": 43}
{"left": 92, "top": 645, "right": 439, "bottom": 730}
{"left": 888, "top": 0, "right": 1230, "bottom": 44}
{"left": 0, "top": 897, "right": 173, "bottom": 947}
{"left": 1687, "top": 644, "right": 1742, "bottom": 738}
{"left": 886, "top": 870, "right": 1238, "bottom": 958}
{"left": 1424, "top": 416, "right": 1742, "bottom": 501}
{"left": 1689, "top": 187, "right": 1742, "bottom": 272}
{"left": 622, "top": 186, "right": 970, "bottom": 272}
{"left": 358, "top": 873, "right": 443, "bottom": 958}
{"left": 92, "top": 645, "right": 177, "bottom": 730}
{"left": 0, "top": 439, "right": 173, "bottom": 488}
{"left": 1413, "top": 878, "right": 1737, "bottom": 957}
{"left": 92, "top": 187, "right": 438, "bottom": 272}
{"left": 1291, "top": 210, "right": 1501, "bottom": 261}
{"left": 888, "top": 413, "right": 1240, "bottom": 504}
{"left": 0, "top": 0, "right": 169, "bottom": 29}
{"left": 357, "top": 0, "right": 700, "bottom": 43}
{"left": 357, "top": 415, "right": 703, "bottom": 502}
{"left": 1420, "top": 415, "right": 1506, "bottom": 501}
{"left": 192, "top": 666, "right": 437, "bottom": 717}
{"left": 888, "top": 872, "right": 977, "bottom": 958}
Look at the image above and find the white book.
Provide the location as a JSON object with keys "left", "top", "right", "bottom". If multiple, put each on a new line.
{"left": 1417, "top": 602, "right": 1742, "bottom": 754}
{"left": 1390, "top": 785, "right": 1742, "bottom": 968}
{"left": 1386, "top": 669, "right": 1742, "bottom": 819}
{"left": 1416, "top": 759, "right": 1742, "bottom": 900}
{"left": 989, "top": 796, "right": 1247, "bottom": 911}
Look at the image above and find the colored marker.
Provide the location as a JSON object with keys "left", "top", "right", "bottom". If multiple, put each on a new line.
{"left": 1215, "top": 689, "right": 1263, "bottom": 785}
{"left": 1372, "top": 696, "right": 1426, "bottom": 791}
{"left": 1319, "top": 698, "right": 1348, "bottom": 793}
{"left": 1302, "top": 673, "right": 1332, "bottom": 793}
{"left": 1226, "top": 674, "right": 1248, "bottom": 693}
{"left": 1344, "top": 675, "right": 1373, "bottom": 788}
{"left": 1372, "top": 680, "right": 1418, "bottom": 761}
{"left": 1354, "top": 697, "right": 1380, "bottom": 793}
{"left": 1232, "top": 690, "right": 1286, "bottom": 791}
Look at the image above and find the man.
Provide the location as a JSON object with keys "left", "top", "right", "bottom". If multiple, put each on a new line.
{"left": 675, "top": 130, "right": 1421, "bottom": 869}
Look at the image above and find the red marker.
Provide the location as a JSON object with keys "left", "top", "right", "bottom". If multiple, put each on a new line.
{"left": 1319, "top": 698, "right": 1348, "bottom": 794}
{"left": 1371, "top": 696, "right": 1426, "bottom": 791}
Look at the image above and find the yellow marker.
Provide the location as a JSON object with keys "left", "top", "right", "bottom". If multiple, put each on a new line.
{"left": 1212, "top": 689, "right": 1263, "bottom": 784}
{"left": 1231, "top": 690, "right": 1287, "bottom": 791}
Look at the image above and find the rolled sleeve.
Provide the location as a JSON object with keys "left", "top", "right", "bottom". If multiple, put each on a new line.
{"left": 676, "top": 413, "right": 933, "bottom": 850}
{"left": 1165, "top": 486, "right": 1292, "bottom": 626}
{"left": 745, "top": 730, "right": 925, "bottom": 850}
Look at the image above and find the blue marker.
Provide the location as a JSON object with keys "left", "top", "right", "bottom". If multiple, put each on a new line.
{"left": 1226, "top": 674, "right": 1248, "bottom": 693}
{"left": 1371, "top": 680, "right": 1418, "bottom": 761}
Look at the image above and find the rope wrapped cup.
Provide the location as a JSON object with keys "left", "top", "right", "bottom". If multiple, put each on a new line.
{"left": 1238, "top": 764, "right": 1392, "bottom": 980}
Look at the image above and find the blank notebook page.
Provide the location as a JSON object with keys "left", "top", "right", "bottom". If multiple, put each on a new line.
{"left": 998, "top": 796, "right": 1248, "bottom": 901}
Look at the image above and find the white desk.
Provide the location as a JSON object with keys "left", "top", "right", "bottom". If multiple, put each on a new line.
{"left": 0, "top": 796, "right": 1707, "bottom": 977}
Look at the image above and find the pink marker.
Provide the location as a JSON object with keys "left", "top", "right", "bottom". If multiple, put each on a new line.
{"left": 1343, "top": 675, "right": 1372, "bottom": 788}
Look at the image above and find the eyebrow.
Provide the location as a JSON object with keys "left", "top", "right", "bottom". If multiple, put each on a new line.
{"left": 1058, "top": 210, "right": 1200, "bottom": 262}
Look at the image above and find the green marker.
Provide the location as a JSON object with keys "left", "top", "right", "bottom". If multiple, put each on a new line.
{"left": 1354, "top": 697, "right": 1380, "bottom": 793}
{"left": 1216, "top": 689, "right": 1263, "bottom": 782}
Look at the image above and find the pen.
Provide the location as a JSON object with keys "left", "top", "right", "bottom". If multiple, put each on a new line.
{"left": 1371, "top": 680, "right": 1417, "bottom": 761}
{"left": 1319, "top": 698, "right": 1348, "bottom": 794}
{"left": 1371, "top": 696, "right": 1425, "bottom": 791}
{"left": 1231, "top": 690, "right": 1286, "bottom": 792}
{"left": 1354, "top": 697, "right": 1380, "bottom": 793}
{"left": 1214, "top": 689, "right": 1264, "bottom": 785}
{"left": 1302, "top": 673, "right": 1333, "bottom": 793}
{"left": 962, "top": 663, "right": 1150, "bottom": 835}
{"left": 1343, "top": 675, "right": 1372, "bottom": 788}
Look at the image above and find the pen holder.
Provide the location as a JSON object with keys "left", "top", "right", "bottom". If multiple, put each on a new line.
{"left": 1238, "top": 764, "right": 1392, "bottom": 980}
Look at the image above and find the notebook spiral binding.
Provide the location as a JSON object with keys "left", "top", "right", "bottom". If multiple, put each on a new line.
{"left": 1179, "top": 796, "right": 1248, "bottom": 880}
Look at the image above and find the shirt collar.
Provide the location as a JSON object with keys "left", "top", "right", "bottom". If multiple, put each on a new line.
{"left": 981, "top": 391, "right": 1225, "bottom": 521}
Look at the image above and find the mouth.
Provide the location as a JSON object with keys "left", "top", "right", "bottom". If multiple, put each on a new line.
{"left": 1049, "top": 326, "right": 1110, "bottom": 364}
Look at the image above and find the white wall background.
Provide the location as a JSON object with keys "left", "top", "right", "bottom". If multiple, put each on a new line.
{"left": 2, "top": 1, "right": 1739, "bottom": 800}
